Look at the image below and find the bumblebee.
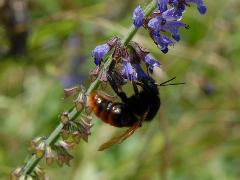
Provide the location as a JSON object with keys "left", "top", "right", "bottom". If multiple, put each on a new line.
{"left": 88, "top": 71, "right": 183, "bottom": 150}
{"left": 89, "top": 76, "right": 160, "bottom": 127}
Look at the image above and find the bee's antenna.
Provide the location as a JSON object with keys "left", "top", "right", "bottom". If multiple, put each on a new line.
{"left": 156, "top": 77, "right": 185, "bottom": 87}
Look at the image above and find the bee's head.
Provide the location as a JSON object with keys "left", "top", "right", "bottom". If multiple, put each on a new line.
{"left": 139, "top": 76, "right": 159, "bottom": 95}
{"left": 138, "top": 76, "right": 185, "bottom": 95}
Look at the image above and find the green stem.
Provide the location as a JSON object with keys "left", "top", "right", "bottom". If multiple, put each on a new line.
{"left": 21, "top": 0, "right": 157, "bottom": 176}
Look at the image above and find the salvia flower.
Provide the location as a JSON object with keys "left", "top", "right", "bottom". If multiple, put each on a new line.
{"left": 186, "top": 0, "right": 207, "bottom": 14}
{"left": 162, "top": 21, "right": 189, "bottom": 41}
{"left": 133, "top": 5, "right": 144, "bottom": 28}
{"left": 147, "top": 13, "right": 187, "bottom": 51}
{"left": 155, "top": 34, "right": 173, "bottom": 53}
{"left": 144, "top": 54, "right": 161, "bottom": 73}
{"left": 93, "top": 43, "right": 110, "bottom": 65}
{"left": 128, "top": 41, "right": 161, "bottom": 74}
{"left": 169, "top": 0, "right": 186, "bottom": 17}
{"left": 157, "top": 0, "right": 169, "bottom": 13}
{"left": 139, "top": 0, "right": 206, "bottom": 54}
{"left": 92, "top": 37, "right": 119, "bottom": 65}
{"left": 122, "top": 59, "right": 136, "bottom": 81}
{"left": 169, "top": 0, "right": 207, "bottom": 15}
{"left": 162, "top": 7, "right": 182, "bottom": 21}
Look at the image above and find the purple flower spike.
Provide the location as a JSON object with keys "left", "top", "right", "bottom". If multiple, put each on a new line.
{"left": 157, "top": 0, "right": 169, "bottom": 13}
{"left": 92, "top": 43, "right": 110, "bottom": 65}
{"left": 144, "top": 54, "right": 161, "bottom": 73}
{"left": 133, "top": 5, "right": 144, "bottom": 28}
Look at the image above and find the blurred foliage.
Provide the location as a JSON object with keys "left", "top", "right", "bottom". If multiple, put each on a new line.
{"left": 0, "top": 0, "right": 240, "bottom": 179}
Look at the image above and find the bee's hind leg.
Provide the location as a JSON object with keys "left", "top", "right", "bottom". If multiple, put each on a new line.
{"left": 107, "top": 71, "right": 128, "bottom": 102}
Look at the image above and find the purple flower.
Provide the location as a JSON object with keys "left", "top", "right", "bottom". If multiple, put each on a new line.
{"left": 171, "top": 0, "right": 207, "bottom": 15}
{"left": 122, "top": 60, "right": 135, "bottom": 81}
{"left": 157, "top": 0, "right": 169, "bottom": 13}
{"left": 148, "top": 17, "right": 162, "bottom": 35}
{"left": 162, "top": 8, "right": 182, "bottom": 21}
{"left": 162, "top": 21, "right": 188, "bottom": 41}
{"left": 171, "top": 0, "right": 186, "bottom": 17}
{"left": 144, "top": 54, "right": 161, "bottom": 73}
{"left": 133, "top": 5, "right": 144, "bottom": 28}
{"left": 152, "top": 34, "right": 173, "bottom": 53}
{"left": 186, "top": 0, "right": 207, "bottom": 14}
{"left": 148, "top": 13, "right": 187, "bottom": 41}
{"left": 134, "top": 64, "right": 148, "bottom": 79}
{"left": 92, "top": 43, "right": 110, "bottom": 65}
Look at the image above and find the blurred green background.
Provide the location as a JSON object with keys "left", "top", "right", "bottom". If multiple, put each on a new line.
{"left": 0, "top": 0, "right": 240, "bottom": 179}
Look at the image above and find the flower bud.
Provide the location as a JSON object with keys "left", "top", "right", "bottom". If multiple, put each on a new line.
{"left": 60, "top": 129, "right": 71, "bottom": 141}
{"left": 58, "top": 140, "right": 74, "bottom": 150}
{"left": 133, "top": 5, "right": 144, "bottom": 28}
{"left": 29, "top": 137, "right": 45, "bottom": 154}
{"left": 10, "top": 167, "right": 22, "bottom": 180}
{"left": 35, "top": 142, "right": 46, "bottom": 158}
{"left": 75, "top": 93, "right": 84, "bottom": 112}
{"left": 45, "top": 146, "right": 55, "bottom": 165}
{"left": 60, "top": 112, "right": 69, "bottom": 124}
{"left": 72, "top": 131, "right": 81, "bottom": 144}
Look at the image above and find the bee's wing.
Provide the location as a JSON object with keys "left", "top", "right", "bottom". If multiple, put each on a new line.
{"left": 98, "top": 110, "right": 149, "bottom": 151}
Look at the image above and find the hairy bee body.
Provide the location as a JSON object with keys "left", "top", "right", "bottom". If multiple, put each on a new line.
{"left": 88, "top": 76, "right": 161, "bottom": 127}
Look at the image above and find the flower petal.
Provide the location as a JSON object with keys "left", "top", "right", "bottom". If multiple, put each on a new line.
{"left": 122, "top": 60, "right": 135, "bottom": 81}
{"left": 162, "top": 8, "right": 183, "bottom": 21}
{"left": 153, "top": 34, "right": 173, "bottom": 53}
{"left": 148, "top": 17, "right": 162, "bottom": 35}
{"left": 92, "top": 43, "right": 110, "bottom": 65}
{"left": 134, "top": 64, "right": 148, "bottom": 79}
{"left": 162, "top": 21, "right": 188, "bottom": 41}
{"left": 133, "top": 5, "right": 144, "bottom": 28}
{"left": 186, "top": 0, "right": 207, "bottom": 14}
{"left": 144, "top": 54, "right": 161, "bottom": 73}
{"left": 157, "top": 0, "right": 169, "bottom": 13}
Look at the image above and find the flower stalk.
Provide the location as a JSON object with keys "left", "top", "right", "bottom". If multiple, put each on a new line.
{"left": 20, "top": 0, "right": 157, "bottom": 176}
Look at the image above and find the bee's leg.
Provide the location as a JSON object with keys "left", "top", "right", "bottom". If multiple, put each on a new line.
{"left": 107, "top": 71, "right": 128, "bottom": 102}
{"left": 132, "top": 81, "right": 139, "bottom": 95}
